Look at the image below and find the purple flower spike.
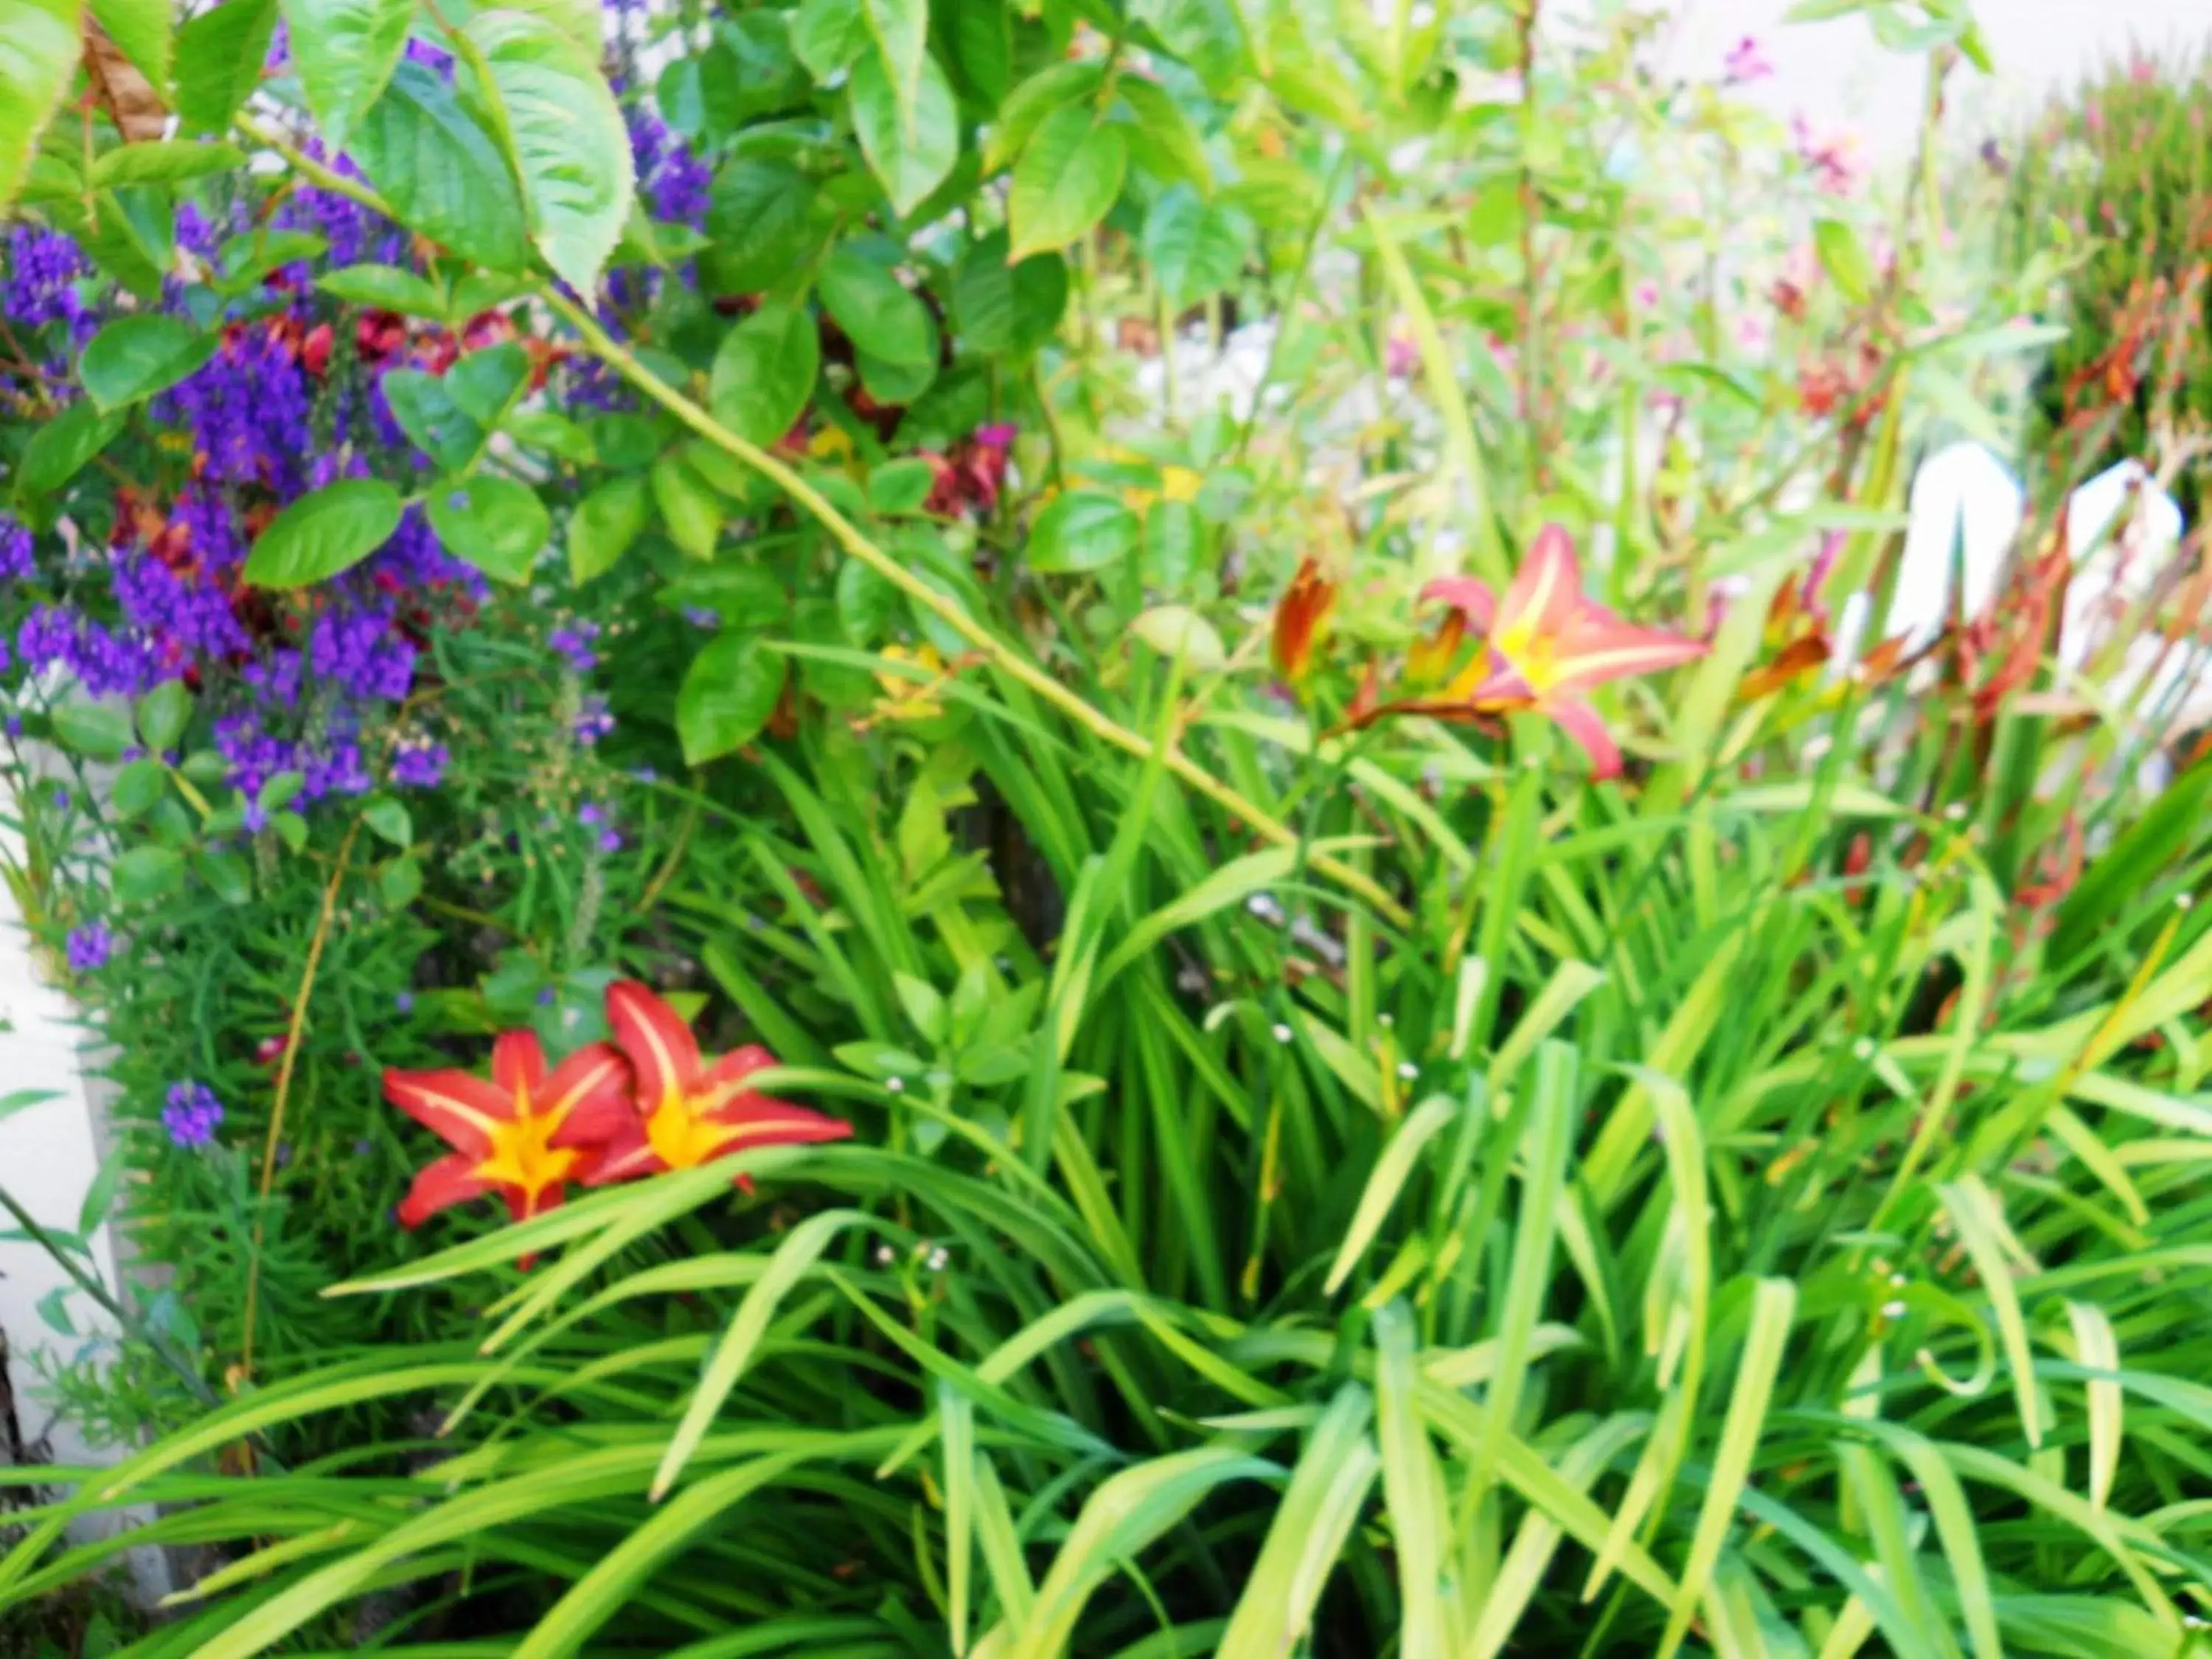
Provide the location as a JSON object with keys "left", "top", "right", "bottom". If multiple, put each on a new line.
{"left": 161, "top": 1081, "right": 225, "bottom": 1149}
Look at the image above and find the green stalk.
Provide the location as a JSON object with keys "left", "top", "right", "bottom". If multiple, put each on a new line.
{"left": 236, "top": 116, "right": 1411, "bottom": 929}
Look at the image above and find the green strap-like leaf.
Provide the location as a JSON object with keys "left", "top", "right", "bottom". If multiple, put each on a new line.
{"left": 0, "top": 0, "right": 85, "bottom": 213}
{"left": 279, "top": 0, "right": 414, "bottom": 150}
{"left": 462, "top": 9, "right": 634, "bottom": 293}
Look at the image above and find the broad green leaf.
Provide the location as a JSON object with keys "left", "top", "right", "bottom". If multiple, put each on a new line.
{"left": 1116, "top": 75, "right": 1210, "bottom": 192}
{"left": 243, "top": 479, "right": 406, "bottom": 588}
{"left": 427, "top": 476, "right": 549, "bottom": 584}
{"left": 380, "top": 369, "right": 484, "bottom": 472}
{"left": 78, "top": 316, "right": 215, "bottom": 410}
{"left": 0, "top": 0, "right": 85, "bottom": 211}
{"left": 88, "top": 139, "right": 246, "bottom": 188}
{"left": 18, "top": 400, "right": 126, "bottom": 496}
{"left": 361, "top": 796, "right": 412, "bottom": 846}
{"left": 568, "top": 473, "right": 650, "bottom": 583}
{"left": 1028, "top": 490, "right": 1136, "bottom": 573}
{"left": 1814, "top": 215, "right": 1874, "bottom": 305}
{"left": 89, "top": 0, "right": 173, "bottom": 96}
{"left": 849, "top": 47, "right": 958, "bottom": 218}
{"left": 279, "top": 0, "right": 412, "bottom": 148}
{"left": 1142, "top": 184, "right": 1250, "bottom": 308}
{"left": 860, "top": 0, "right": 925, "bottom": 135}
{"left": 499, "top": 0, "right": 601, "bottom": 58}
{"left": 134, "top": 679, "right": 190, "bottom": 752}
{"left": 818, "top": 246, "right": 936, "bottom": 367}
{"left": 652, "top": 453, "right": 724, "bottom": 561}
{"left": 316, "top": 262, "right": 446, "bottom": 316}
{"left": 710, "top": 302, "right": 820, "bottom": 446}
{"left": 678, "top": 632, "right": 784, "bottom": 765}
{"left": 950, "top": 0, "right": 1008, "bottom": 103}
{"left": 1127, "top": 605, "right": 1225, "bottom": 669}
{"left": 352, "top": 62, "right": 532, "bottom": 274}
{"left": 51, "top": 700, "right": 133, "bottom": 760}
{"left": 1008, "top": 105, "right": 1127, "bottom": 261}
{"left": 463, "top": 10, "right": 634, "bottom": 292}
{"left": 443, "top": 340, "right": 529, "bottom": 424}
{"left": 109, "top": 757, "right": 163, "bottom": 817}
{"left": 112, "top": 845, "right": 184, "bottom": 904}
{"left": 790, "top": 0, "right": 868, "bottom": 81}
{"left": 703, "top": 159, "right": 815, "bottom": 291}
{"left": 983, "top": 60, "right": 1102, "bottom": 174}
{"left": 952, "top": 229, "right": 1066, "bottom": 356}
{"left": 173, "top": 0, "right": 276, "bottom": 136}
{"left": 868, "top": 456, "right": 936, "bottom": 515}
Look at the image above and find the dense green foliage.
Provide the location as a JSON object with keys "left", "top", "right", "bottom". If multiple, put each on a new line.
{"left": 9, "top": 0, "right": 2212, "bottom": 1655}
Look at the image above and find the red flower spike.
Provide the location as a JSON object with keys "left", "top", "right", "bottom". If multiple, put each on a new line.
{"left": 588, "top": 981, "right": 852, "bottom": 1186}
{"left": 385, "top": 1030, "right": 632, "bottom": 1230}
{"left": 1408, "top": 524, "right": 1708, "bottom": 779}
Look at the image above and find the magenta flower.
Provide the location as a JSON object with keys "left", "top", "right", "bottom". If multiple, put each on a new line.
{"left": 1724, "top": 35, "right": 1774, "bottom": 84}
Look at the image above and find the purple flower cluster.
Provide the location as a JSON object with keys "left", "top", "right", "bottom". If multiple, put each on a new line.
{"left": 4, "top": 226, "right": 89, "bottom": 332}
{"left": 392, "top": 740, "right": 448, "bottom": 789}
{"left": 549, "top": 620, "right": 601, "bottom": 672}
{"left": 574, "top": 695, "right": 616, "bottom": 746}
{"left": 18, "top": 605, "right": 161, "bottom": 697}
{"left": 161, "top": 1081, "right": 225, "bottom": 1150}
{"left": 154, "top": 325, "right": 318, "bottom": 490}
{"left": 630, "top": 109, "right": 711, "bottom": 230}
{"left": 66, "top": 920, "right": 114, "bottom": 974}
{"left": 0, "top": 515, "right": 32, "bottom": 582}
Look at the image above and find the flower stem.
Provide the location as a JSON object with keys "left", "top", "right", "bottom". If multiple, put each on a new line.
{"left": 237, "top": 112, "right": 1411, "bottom": 927}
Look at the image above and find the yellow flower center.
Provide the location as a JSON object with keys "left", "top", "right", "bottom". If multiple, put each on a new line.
{"left": 1495, "top": 619, "right": 1560, "bottom": 697}
{"left": 472, "top": 1082, "right": 581, "bottom": 1203}
{"left": 645, "top": 1088, "right": 728, "bottom": 1171}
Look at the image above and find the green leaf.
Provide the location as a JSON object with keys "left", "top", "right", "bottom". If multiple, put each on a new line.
{"left": 79, "top": 316, "right": 216, "bottom": 411}
{"left": 52, "top": 700, "right": 133, "bottom": 761}
{"left": 1127, "top": 604, "right": 1225, "bottom": 669}
{"left": 1008, "top": 105, "right": 1127, "bottom": 261}
{"left": 818, "top": 246, "right": 935, "bottom": 367}
{"left": 90, "top": 139, "right": 245, "bottom": 189}
{"left": 135, "top": 679, "right": 191, "bottom": 752}
{"left": 709, "top": 302, "right": 820, "bottom": 446}
{"left": 1813, "top": 216, "right": 1874, "bottom": 306}
{"left": 655, "top": 44, "right": 743, "bottom": 144}
{"left": 1142, "top": 184, "right": 1250, "bottom": 308}
{"left": 1142, "top": 498, "right": 1203, "bottom": 589}
{"left": 427, "top": 476, "right": 549, "bottom": 584}
{"left": 653, "top": 453, "right": 724, "bottom": 560}
{"left": 173, "top": 0, "right": 277, "bottom": 136}
{"left": 111, "top": 757, "right": 167, "bottom": 818}
{"left": 214, "top": 228, "right": 324, "bottom": 292}
{"left": 860, "top": 0, "right": 925, "bottom": 136}
{"left": 504, "top": 408, "right": 594, "bottom": 463}
{"left": 950, "top": 0, "right": 1009, "bottom": 104}
{"left": 1116, "top": 76, "right": 1210, "bottom": 192}
{"left": 849, "top": 46, "right": 957, "bottom": 218}
{"left": 790, "top": 0, "right": 867, "bottom": 80}
{"left": 984, "top": 60, "right": 1103, "bottom": 174}
{"left": 463, "top": 9, "right": 634, "bottom": 293}
{"left": 243, "top": 479, "right": 406, "bottom": 588}
{"left": 678, "top": 632, "right": 784, "bottom": 765}
{"left": 352, "top": 60, "right": 532, "bottom": 274}
{"left": 379, "top": 853, "right": 422, "bottom": 906}
{"left": 0, "top": 0, "right": 86, "bottom": 212}
{"left": 952, "top": 230, "right": 1066, "bottom": 355}
{"left": 498, "top": 0, "right": 601, "bottom": 58}
{"left": 316, "top": 262, "right": 445, "bottom": 316}
{"left": 18, "top": 400, "right": 126, "bottom": 497}
{"left": 89, "top": 0, "right": 173, "bottom": 96}
{"left": 443, "top": 341, "right": 529, "bottom": 424}
{"left": 279, "top": 0, "right": 411, "bottom": 148}
{"left": 703, "top": 159, "right": 815, "bottom": 292}
{"left": 568, "top": 473, "right": 650, "bottom": 583}
{"left": 200, "top": 849, "right": 252, "bottom": 904}
{"left": 112, "top": 845, "right": 184, "bottom": 905}
{"left": 869, "top": 456, "right": 936, "bottom": 515}
{"left": 380, "top": 370, "right": 484, "bottom": 472}
{"left": 361, "top": 795, "right": 412, "bottom": 847}
{"left": 1029, "top": 489, "right": 1137, "bottom": 573}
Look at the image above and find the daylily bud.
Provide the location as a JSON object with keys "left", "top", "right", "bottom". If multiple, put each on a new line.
{"left": 1271, "top": 558, "right": 1337, "bottom": 686}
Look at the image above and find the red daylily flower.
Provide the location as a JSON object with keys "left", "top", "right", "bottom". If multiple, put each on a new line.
{"left": 1271, "top": 558, "right": 1337, "bottom": 686}
{"left": 1390, "top": 524, "right": 1708, "bottom": 778}
{"left": 588, "top": 981, "right": 852, "bottom": 1186}
{"left": 384, "top": 1030, "right": 632, "bottom": 1229}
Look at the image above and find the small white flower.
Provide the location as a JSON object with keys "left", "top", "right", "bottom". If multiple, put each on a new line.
{"left": 1397, "top": 1062, "right": 1419, "bottom": 1080}
{"left": 1882, "top": 1299, "right": 1907, "bottom": 1320}
{"left": 2180, "top": 892, "right": 2196, "bottom": 911}
{"left": 1890, "top": 1271, "right": 1907, "bottom": 1287}
{"left": 1944, "top": 802, "right": 1968, "bottom": 822}
{"left": 1801, "top": 734, "right": 1833, "bottom": 761}
{"left": 928, "top": 1248, "right": 950, "bottom": 1272}
{"left": 1852, "top": 1037, "right": 1876, "bottom": 1060}
{"left": 874, "top": 1245, "right": 895, "bottom": 1266}
{"left": 1271, "top": 1022, "right": 1293, "bottom": 1044}
{"left": 886, "top": 1076, "right": 905, "bottom": 1093}
{"left": 1377, "top": 1012, "right": 1394, "bottom": 1029}
{"left": 1247, "top": 893, "right": 1286, "bottom": 926}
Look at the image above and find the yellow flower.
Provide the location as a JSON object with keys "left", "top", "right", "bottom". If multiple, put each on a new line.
{"left": 874, "top": 643, "right": 950, "bottom": 721}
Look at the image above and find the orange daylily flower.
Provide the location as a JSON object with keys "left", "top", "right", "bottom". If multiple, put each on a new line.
{"left": 1271, "top": 557, "right": 1337, "bottom": 686}
{"left": 587, "top": 981, "right": 852, "bottom": 1186}
{"left": 385, "top": 1030, "right": 633, "bottom": 1229}
{"left": 1388, "top": 524, "right": 1708, "bottom": 778}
